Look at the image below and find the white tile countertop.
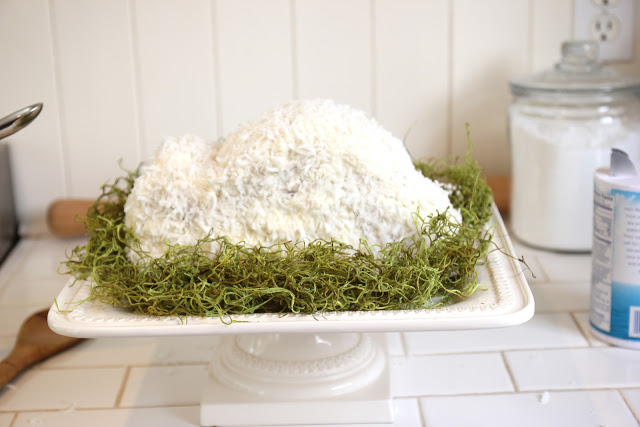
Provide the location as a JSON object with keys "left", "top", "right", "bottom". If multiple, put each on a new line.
{"left": 0, "top": 231, "right": 639, "bottom": 427}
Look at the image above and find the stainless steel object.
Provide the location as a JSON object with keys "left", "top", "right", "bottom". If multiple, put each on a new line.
{"left": 0, "top": 103, "right": 43, "bottom": 264}
{"left": 0, "top": 142, "right": 18, "bottom": 264}
{"left": 0, "top": 103, "right": 43, "bottom": 140}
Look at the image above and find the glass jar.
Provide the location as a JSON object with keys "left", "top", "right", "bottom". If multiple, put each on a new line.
{"left": 508, "top": 40, "right": 640, "bottom": 252}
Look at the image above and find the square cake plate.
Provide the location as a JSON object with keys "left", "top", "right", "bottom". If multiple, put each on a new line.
{"left": 48, "top": 205, "right": 534, "bottom": 426}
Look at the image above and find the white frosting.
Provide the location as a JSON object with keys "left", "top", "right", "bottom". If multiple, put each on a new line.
{"left": 124, "top": 99, "right": 459, "bottom": 258}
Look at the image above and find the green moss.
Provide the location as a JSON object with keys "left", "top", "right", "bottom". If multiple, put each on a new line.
{"left": 63, "top": 140, "right": 495, "bottom": 318}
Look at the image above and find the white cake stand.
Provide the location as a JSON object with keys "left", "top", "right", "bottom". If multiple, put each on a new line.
{"left": 48, "top": 207, "right": 534, "bottom": 426}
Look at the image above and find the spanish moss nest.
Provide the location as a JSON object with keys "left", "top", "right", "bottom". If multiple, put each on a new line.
{"left": 62, "top": 146, "right": 495, "bottom": 319}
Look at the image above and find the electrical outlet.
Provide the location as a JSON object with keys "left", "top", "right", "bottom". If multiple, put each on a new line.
{"left": 590, "top": 14, "right": 620, "bottom": 42}
{"left": 573, "top": 0, "right": 636, "bottom": 62}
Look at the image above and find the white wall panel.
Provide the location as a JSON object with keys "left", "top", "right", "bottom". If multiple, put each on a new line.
{"left": 132, "top": 0, "right": 217, "bottom": 158}
{"left": 5, "top": 0, "right": 640, "bottom": 232}
{"left": 375, "top": 0, "right": 449, "bottom": 162}
{"left": 0, "top": 0, "right": 64, "bottom": 234}
{"left": 531, "top": 0, "right": 573, "bottom": 72}
{"left": 51, "top": 0, "right": 140, "bottom": 196}
{"left": 295, "top": 0, "right": 372, "bottom": 114}
{"left": 614, "top": 1, "right": 640, "bottom": 75}
{"left": 451, "top": 0, "right": 529, "bottom": 175}
{"left": 216, "top": 0, "right": 293, "bottom": 135}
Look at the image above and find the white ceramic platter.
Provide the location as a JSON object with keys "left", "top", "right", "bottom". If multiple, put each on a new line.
{"left": 48, "top": 205, "right": 534, "bottom": 338}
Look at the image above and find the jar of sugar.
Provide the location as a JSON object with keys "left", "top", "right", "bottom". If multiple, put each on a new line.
{"left": 508, "top": 40, "right": 640, "bottom": 251}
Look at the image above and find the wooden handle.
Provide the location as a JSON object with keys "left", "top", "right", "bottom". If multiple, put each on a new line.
{"left": 0, "top": 359, "right": 21, "bottom": 388}
{"left": 486, "top": 175, "right": 510, "bottom": 215}
{"left": 0, "top": 309, "right": 85, "bottom": 387}
{"left": 47, "top": 199, "right": 94, "bottom": 237}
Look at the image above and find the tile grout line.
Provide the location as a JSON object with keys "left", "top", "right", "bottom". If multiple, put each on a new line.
{"left": 493, "top": 344, "right": 594, "bottom": 355}
{"left": 414, "top": 397, "right": 426, "bottom": 427}
{"left": 618, "top": 389, "right": 640, "bottom": 424}
{"left": 570, "top": 310, "right": 595, "bottom": 347}
{"left": 1, "top": 404, "right": 200, "bottom": 415}
{"left": 36, "top": 362, "right": 208, "bottom": 371}
{"left": 4, "top": 389, "right": 638, "bottom": 415}
{"left": 529, "top": 280, "right": 590, "bottom": 285}
{"left": 391, "top": 386, "right": 640, "bottom": 400}
{"left": 499, "top": 351, "right": 519, "bottom": 392}
{"left": 8, "top": 412, "right": 17, "bottom": 427}
{"left": 0, "top": 404, "right": 201, "bottom": 417}
{"left": 114, "top": 366, "right": 132, "bottom": 408}
{"left": 398, "top": 332, "right": 409, "bottom": 357}
{"left": 390, "top": 343, "right": 594, "bottom": 359}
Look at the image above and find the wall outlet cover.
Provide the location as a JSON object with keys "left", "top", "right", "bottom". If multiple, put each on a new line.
{"left": 573, "top": 0, "right": 636, "bottom": 62}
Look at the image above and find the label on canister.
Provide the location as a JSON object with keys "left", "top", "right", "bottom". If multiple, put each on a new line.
{"left": 590, "top": 155, "right": 640, "bottom": 350}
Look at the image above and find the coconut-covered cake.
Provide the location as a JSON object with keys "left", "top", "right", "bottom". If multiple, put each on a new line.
{"left": 124, "top": 99, "right": 460, "bottom": 257}
{"left": 65, "top": 99, "right": 493, "bottom": 317}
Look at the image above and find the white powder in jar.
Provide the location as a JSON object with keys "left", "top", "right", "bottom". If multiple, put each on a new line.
{"left": 509, "top": 108, "right": 640, "bottom": 251}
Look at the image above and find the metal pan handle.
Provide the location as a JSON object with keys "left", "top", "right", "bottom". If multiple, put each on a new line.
{"left": 0, "top": 103, "right": 43, "bottom": 140}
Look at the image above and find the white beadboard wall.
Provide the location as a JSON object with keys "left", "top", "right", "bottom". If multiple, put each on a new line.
{"left": 1, "top": 0, "right": 639, "bottom": 235}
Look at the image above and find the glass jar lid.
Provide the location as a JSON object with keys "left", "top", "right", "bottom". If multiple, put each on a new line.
{"left": 509, "top": 40, "right": 640, "bottom": 96}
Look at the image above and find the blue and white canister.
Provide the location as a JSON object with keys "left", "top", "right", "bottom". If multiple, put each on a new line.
{"left": 591, "top": 149, "right": 640, "bottom": 349}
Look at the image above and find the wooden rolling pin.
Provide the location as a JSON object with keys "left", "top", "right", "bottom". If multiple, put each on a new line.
{"left": 47, "top": 177, "right": 511, "bottom": 237}
{"left": 47, "top": 198, "right": 94, "bottom": 237}
{"left": 485, "top": 175, "right": 510, "bottom": 215}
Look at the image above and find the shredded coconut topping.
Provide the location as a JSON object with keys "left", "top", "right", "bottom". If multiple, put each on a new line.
{"left": 124, "top": 99, "right": 460, "bottom": 258}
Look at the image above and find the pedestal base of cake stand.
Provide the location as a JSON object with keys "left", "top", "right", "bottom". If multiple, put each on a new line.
{"left": 200, "top": 332, "right": 392, "bottom": 426}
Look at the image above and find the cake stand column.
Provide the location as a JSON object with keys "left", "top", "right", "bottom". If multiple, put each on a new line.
{"left": 201, "top": 332, "right": 392, "bottom": 426}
